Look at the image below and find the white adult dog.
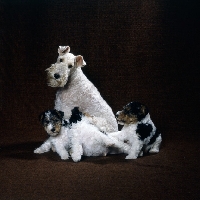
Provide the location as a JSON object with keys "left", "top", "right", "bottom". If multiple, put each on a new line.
{"left": 45, "top": 46, "right": 118, "bottom": 133}
{"left": 109, "top": 102, "right": 162, "bottom": 159}
{"left": 34, "top": 108, "right": 128, "bottom": 162}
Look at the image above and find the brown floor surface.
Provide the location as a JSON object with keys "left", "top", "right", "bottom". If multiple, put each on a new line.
{"left": 1, "top": 0, "right": 199, "bottom": 199}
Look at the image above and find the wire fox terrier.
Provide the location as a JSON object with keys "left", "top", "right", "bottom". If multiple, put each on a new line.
{"left": 45, "top": 46, "right": 118, "bottom": 133}
{"left": 34, "top": 108, "right": 128, "bottom": 162}
{"left": 109, "top": 102, "right": 162, "bottom": 159}
{"left": 34, "top": 109, "right": 70, "bottom": 160}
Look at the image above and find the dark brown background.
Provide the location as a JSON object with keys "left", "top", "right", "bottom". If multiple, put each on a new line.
{"left": 0, "top": 0, "right": 199, "bottom": 199}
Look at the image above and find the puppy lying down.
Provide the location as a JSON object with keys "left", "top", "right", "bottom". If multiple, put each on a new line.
{"left": 34, "top": 108, "right": 129, "bottom": 162}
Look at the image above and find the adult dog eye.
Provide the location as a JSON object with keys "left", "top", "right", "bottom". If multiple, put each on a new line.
{"left": 68, "top": 64, "right": 73, "bottom": 68}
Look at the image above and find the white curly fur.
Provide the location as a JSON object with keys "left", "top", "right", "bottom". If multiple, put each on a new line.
{"left": 34, "top": 110, "right": 129, "bottom": 162}
{"left": 68, "top": 116, "right": 128, "bottom": 162}
{"left": 34, "top": 125, "right": 70, "bottom": 160}
{"left": 46, "top": 46, "right": 118, "bottom": 133}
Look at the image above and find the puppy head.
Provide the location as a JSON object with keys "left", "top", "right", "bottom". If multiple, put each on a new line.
{"left": 39, "top": 110, "right": 64, "bottom": 136}
{"left": 116, "top": 102, "right": 149, "bottom": 125}
{"left": 46, "top": 46, "right": 86, "bottom": 87}
{"left": 69, "top": 107, "right": 83, "bottom": 124}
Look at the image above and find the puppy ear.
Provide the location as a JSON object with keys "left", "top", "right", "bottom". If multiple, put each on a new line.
{"left": 137, "top": 105, "right": 149, "bottom": 121}
{"left": 56, "top": 110, "right": 64, "bottom": 119}
{"left": 75, "top": 55, "right": 86, "bottom": 67}
{"left": 58, "top": 46, "right": 70, "bottom": 55}
{"left": 39, "top": 113, "right": 45, "bottom": 123}
{"left": 141, "top": 105, "right": 149, "bottom": 116}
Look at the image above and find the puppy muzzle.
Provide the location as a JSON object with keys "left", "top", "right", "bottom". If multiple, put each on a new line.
{"left": 44, "top": 124, "right": 60, "bottom": 136}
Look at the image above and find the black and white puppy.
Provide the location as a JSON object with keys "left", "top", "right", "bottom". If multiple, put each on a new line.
{"left": 109, "top": 102, "right": 162, "bottom": 159}
{"left": 34, "top": 108, "right": 128, "bottom": 162}
{"left": 34, "top": 110, "right": 70, "bottom": 160}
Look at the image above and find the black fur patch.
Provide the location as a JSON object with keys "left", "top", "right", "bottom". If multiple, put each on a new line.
{"left": 63, "top": 120, "right": 69, "bottom": 127}
{"left": 51, "top": 110, "right": 64, "bottom": 119}
{"left": 125, "top": 102, "right": 149, "bottom": 121}
{"left": 69, "top": 107, "right": 82, "bottom": 124}
{"left": 39, "top": 110, "right": 64, "bottom": 125}
{"left": 148, "top": 129, "right": 160, "bottom": 145}
{"left": 136, "top": 123, "right": 153, "bottom": 140}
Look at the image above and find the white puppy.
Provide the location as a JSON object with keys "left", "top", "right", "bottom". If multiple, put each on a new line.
{"left": 34, "top": 110, "right": 70, "bottom": 160}
{"left": 34, "top": 108, "right": 128, "bottom": 162}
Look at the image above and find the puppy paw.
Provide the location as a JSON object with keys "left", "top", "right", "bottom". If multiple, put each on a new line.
{"left": 71, "top": 154, "right": 81, "bottom": 162}
{"left": 34, "top": 148, "right": 44, "bottom": 154}
{"left": 149, "top": 148, "right": 159, "bottom": 154}
{"left": 72, "top": 156, "right": 81, "bottom": 162}
{"left": 103, "top": 138, "right": 115, "bottom": 147}
{"left": 59, "top": 151, "right": 69, "bottom": 160}
{"left": 60, "top": 154, "right": 69, "bottom": 160}
{"left": 125, "top": 155, "right": 137, "bottom": 159}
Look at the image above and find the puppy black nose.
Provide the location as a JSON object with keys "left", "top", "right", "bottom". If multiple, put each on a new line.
{"left": 51, "top": 128, "right": 55, "bottom": 132}
{"left": 54, "top": 73, "right": 60, "bottom": 79}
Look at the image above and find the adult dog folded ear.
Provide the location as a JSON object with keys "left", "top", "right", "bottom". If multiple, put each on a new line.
{"left": 75, "top": 55, "right": 86, "bottom": 67}
{"left": 58, "top": 46, "right": 70, "bottom": 55}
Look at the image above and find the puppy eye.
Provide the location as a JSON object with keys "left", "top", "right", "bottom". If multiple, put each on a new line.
{"left": 60, "top": 58, "right": 63, "bottom": 62}
{"left": 68, "top": 64, "right": 73, "bottom": 68}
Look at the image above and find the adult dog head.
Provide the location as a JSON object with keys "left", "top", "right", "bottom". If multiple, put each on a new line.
{"left": 46, "top": 46, "right": 86, "bottom": 87}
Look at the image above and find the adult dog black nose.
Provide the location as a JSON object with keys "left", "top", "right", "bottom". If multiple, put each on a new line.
{"left": 51, "top": 128, "right": 55, "bottom": 132}
{"left": 54, "top": 73, "right": 60, "bottom": 79}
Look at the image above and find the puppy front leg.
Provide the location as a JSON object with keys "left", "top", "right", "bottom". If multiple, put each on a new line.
{"left": 109, "top": 131, "right": 125, "bottom": 141}
{"left": 108, "top": 135, "right": 131, "bottom": 154}
{"left": 149, "top": 134, "right": 162, "bottom": 154}
{"left": 53, "top": 139, "right": 69, "bottom": 160}
{"left": 34, "top": 139, "right": 52, "bottom": 154}
{"left": 70, "top": 136, "right": 83, "bottom": 162}
{"left": 125, "top": 140, "right": 143, "bottom": 159}
{"left": 100, "top": 134, "right": 115, "bottom": 146}
{"left": 108, "top": 131, "right": 131, "bottom": 154}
